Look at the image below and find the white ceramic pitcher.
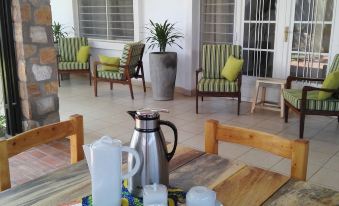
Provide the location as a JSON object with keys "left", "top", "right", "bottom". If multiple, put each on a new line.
{"left": 83, "top": 136, "right": 141, "bottom": 206}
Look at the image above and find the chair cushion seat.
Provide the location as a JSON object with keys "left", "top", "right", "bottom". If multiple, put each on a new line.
{"left": 97, "top": 70, "right": 124, "bottom": 80}
{"left": 198, "top": 78, "right": 239, "bottom": 93}
{"left": 58, "top": 62, "right": 89, "bottom": 70}
{"left": 283, "top": 89, "right": 339, "bottom": 111}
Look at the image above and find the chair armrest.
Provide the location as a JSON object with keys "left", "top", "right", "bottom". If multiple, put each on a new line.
{"left": 286, "top": 76, "right": 325, "bottom": 89}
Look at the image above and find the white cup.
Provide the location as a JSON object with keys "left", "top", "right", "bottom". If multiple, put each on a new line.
{"left": 186, "top": 186, "right": 216, "bottom": 206}
{"left": 143, "top": 184, "right": 168, "bottom": 206}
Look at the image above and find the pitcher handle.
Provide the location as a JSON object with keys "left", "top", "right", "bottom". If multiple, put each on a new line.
{"left": 159, "top": 120, "right": 178, "bottom": 161}
{"left": 121, "top": 147, "right": 141, "bottom": 180}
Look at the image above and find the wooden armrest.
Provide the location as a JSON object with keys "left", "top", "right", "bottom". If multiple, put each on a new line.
{"left": 302, "top": 86, "right": 339, "bottom": 93}
{"left": 286, "top": 76, "right": 325, "bottom": 89}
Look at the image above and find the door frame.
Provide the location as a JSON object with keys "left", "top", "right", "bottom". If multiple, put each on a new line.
{"left": 0, "top": 0, "right": 23, "bottom": 136}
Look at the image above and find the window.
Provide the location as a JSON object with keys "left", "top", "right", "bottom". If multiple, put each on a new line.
{"left": 78, "top": 0, "right": 134, "bottom": 41}
{"left": 200, "top": 0, "right": 235, "bottom": 45}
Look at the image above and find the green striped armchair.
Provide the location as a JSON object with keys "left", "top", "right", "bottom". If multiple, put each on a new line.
{"left": 283, "top": 54, "right": 339, "bottom": 139}
{"left": 93, "top": 42, "right": 145, "bottom": 99}
{"left": 57, "top": 37, "right": 91, "bottom": 86}
{"left": 196, "top": 44, "right": 243, "bottom": 115}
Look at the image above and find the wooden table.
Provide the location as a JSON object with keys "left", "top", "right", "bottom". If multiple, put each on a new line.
{"left": 0, "top": 146, "right": 338, "bottom": 206}
{"left": 251, "top": 78, "right": 286, "bottom": 118}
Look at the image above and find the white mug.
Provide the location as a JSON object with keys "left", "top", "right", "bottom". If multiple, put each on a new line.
{"left": 186, "top": 186, "right": 216, "bottom": 206}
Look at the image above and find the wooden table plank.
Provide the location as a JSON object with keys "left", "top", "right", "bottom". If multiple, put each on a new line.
{"left": 0, "top": 146, "right": 203, "bottom": 206}
{"left": 170, "top": 154, "right": 245, "bottom": 191}
{"left": 264, "top": 180, "right": 339, "bottom": 206}
{"left": 213, "top": 166, "right": 289, "bottom": 206}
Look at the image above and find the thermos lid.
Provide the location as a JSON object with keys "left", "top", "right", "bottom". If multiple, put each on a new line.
{"left": 136, "top": 108, "right": 169, "bottom": 120}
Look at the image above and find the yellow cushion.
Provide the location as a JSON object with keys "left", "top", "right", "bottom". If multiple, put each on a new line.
{"left": 76, "top": 46, "right": 90, "bottom": 63}
{"left": 221, "top": 56, "right": 244, "bottom": 81}
{"left": 318, "top": 71, "right": 339, "bottom": 100}
{"left": 98, "top": 55, "right": 120, "bottom": 71}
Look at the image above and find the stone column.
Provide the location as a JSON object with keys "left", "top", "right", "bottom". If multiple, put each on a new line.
{"left": 12, "top": 0, "right": 60, "bottom": 130}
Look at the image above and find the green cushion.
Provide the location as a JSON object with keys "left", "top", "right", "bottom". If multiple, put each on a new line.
{"left": 283, "top": 89, "right": 339, "bottom": 111}
{"left": 59, "top": 37, "right": 88, "bottom": 62}
{"left": 58, "top": 62, "right": 89, "bottom": 70}
{"left": 198, "top": 78, "right": 239, "bottom": 92}
{"left": 202, "top": 44, "right": 242, "bottom": 79}
{"left": 221, "top": 56, "right": 244, "bottom": 81}
{"left": 97, "top": 70, "right": 124, "bottom": 80}
{"left": 318, "top": 71, "right": 339, "bottom": 100}
{"left": 98, "top": 55, "right": 120, "bottom": 71}
{"left": 77, "top": 46, "right": 90, "bottom": 63}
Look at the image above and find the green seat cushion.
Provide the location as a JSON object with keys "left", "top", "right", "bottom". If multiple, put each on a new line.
{"left": 97, "top": 70, "right": 124, "bottom": 80}
{"left": 98, "top": 55, "right": 120, "bottom": 71}
{"left": 221, "top": 56, "right": 244, "bottom": 81}
{"left": 198, "top": 78, "right": 239, "bottom": 93}
{"left": 283, "top": 89, "right": 339, "bottom": 111}
{"left": 318, "top": 71, "right": 339, "bottom": 100}
{"left": 58, "top": 62, "right": 90, "bottom": 70}
{"left": 76, "top": 46, "right": 91, "bottom": 63}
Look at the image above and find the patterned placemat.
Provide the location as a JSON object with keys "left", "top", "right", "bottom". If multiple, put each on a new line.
{"left": 82, "top": 181, "right": 186, "bottom": 206}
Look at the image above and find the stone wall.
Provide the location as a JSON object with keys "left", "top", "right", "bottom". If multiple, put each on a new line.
{"left": 12, "top": 0, "right": 59, "bottom": 130}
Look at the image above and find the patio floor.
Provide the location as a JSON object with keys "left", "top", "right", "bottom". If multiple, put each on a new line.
{"left": 9, "top": 75, "right": 339, "bottom": 191}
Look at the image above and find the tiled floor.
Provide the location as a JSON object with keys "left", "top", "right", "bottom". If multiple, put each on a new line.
{"left": 9, "top": 75, "right": 339, "bottom": 192}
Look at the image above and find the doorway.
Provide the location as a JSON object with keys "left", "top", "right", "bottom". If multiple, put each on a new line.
{"left": 236, "top": 0, "right": 337, "bottom": 100}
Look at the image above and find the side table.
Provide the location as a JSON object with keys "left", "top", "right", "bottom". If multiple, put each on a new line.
{"left": 250, "top": 78, "right": 286, "bottom": 118}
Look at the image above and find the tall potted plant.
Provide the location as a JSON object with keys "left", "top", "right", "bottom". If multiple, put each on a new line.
{"left": 146, "top": 20, "right": 183, "bottom": 100}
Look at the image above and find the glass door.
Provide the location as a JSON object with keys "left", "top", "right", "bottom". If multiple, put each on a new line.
{"left": 288, "top": 0, "right": 335, "bottom": 78}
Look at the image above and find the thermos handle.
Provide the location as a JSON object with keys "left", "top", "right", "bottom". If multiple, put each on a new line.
{"left": 159, "top": 120, "right": 178, "bottom": 161}
{"left": 121, "top": 147, "right": 141, "bottom": 180}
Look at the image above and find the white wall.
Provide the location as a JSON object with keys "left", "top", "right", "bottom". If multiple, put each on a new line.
{"left": 50, "top": 0, "right": 75, "bottom": 36}
{"left": 50, "top": 0, "right": 200, "bottom": 93}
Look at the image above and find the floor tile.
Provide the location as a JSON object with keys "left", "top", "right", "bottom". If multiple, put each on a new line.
{"left": 309, "top": 168, "right": 339, "bottom": 191}
{"left": 237, "top": 148, "right": 282, "bottom": 170}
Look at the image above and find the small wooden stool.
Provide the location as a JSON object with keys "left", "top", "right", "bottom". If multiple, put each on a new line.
{"left": 251, "top": 78, "right": 286, "bottom": 118}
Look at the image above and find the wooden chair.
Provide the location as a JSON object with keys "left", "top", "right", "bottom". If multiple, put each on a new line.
{"left": 283, "top": 54, "right": 339, "bottom": 139}
{"left": 57, "top": 37, "right": 91, "bottom": 86}
{"left": 0, "top": 115, "right": 84, "bottom": 191}
{"left": 196, "top": 44, "right": 243, "bottom": 115}
{"left": 204, "top": 119, "right": 309, "bottom": 181}
{"left": 93, "top": 42, "right": 146, "bottom": 99}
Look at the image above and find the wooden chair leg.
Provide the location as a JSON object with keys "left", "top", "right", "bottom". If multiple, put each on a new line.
{"left": 196, "top": 93, "right": 199, "bottom": 114}
{"left": 238, "top": 93, "right": 241, "bottom": 116}
{"left": 337, "top": 116, "right": 339, "bottom": 123}
{"left": 284, "top": 103, "right": 289, "bottom": 123}
{"left": 58, "top": 72, "right": 61, "bottom": 87}
{"left": 128, "top": 81, "right": 134, "bottom": 100}
{"left": 0, "top": 140, "right": 11, "bottom": 191}
{"left": 110, "top": 82, "right": 113, "bottom": 90}
{"left": 201, "top": 96, "right": 204, "bottom": 102}
{"left": 89, "top": 71, "right": 92, "bottom": 86}
{"left": 141, "top": 65, "right": 146, "bottom": 93}
{"left": 299, "top": 112, "right": 306, "bottom": 139}
{"left": 94, "top": 78, "right": 98, "bottom": 97}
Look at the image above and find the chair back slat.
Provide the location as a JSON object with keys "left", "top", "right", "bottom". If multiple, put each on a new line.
{"left": 328, "top": 54, "right": 339, "bottom": 74}
{"left": 59, "top": 37, "right": 88, "bottom": 62}
{"left": 0, "top": 115, "right": 84, "bottom": 191}
{"left": 202, "top": 44, "right": 242, "bottom": 79}
{"left": 204, "top": 119, "right": 309, "bottom": 181}
{"left": 120, "top": 42, "right": 145, "bottom": 77}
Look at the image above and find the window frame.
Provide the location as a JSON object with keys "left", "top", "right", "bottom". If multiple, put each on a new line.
{"left": 73, "top": 0, "right": 141, "bottom": 47}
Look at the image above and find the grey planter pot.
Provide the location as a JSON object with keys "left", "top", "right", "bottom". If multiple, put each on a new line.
{"left": 150, "top": 52, "right": 177, "bottom": 101}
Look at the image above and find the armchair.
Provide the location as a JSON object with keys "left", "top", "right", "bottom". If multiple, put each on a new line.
{"left": 283, "top": 54, "right": 339, "bottom": 139}
{"left": 93, "top": 42, "right": 145, "bottom": 99}
{"left": 57, "top": 37, "right": 91, "bottom": 86}
{"left": 196, "top": 44, "right": 243, "bottom": 115}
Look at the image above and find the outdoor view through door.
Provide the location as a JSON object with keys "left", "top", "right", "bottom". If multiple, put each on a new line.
{"left": 243, "top": 0, "right": 277, "bottom": 78}
{"left": 290, "top": 0, "right": 334, "bottom": 78}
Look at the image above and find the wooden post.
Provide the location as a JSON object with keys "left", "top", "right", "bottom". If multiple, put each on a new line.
{"left": 205, "top": 120, "right": 219, "bottom": 154}
{"left": 291, "top": 139, "right": 309, "bottom": 181}
{"left": 69, "top": 115, "right": 84, "bottom": 164}
{"left": 0, "top": 139, "right": 11, "bottom": 191}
